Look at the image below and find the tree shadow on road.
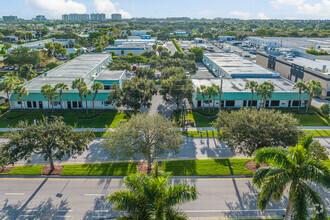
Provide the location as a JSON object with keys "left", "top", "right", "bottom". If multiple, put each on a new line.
{"left": 83, "top": 196, "right": 119, "bottom": 220}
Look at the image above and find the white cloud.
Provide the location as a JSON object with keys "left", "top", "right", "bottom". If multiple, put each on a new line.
{"left": 271, "top": 0, "right": 305, "bottom": 8}
{"left": 94, "top": 0, "right": 131, "bottom": 18}
{"left": 230, "top": 10, "right": 251, "bottom": 19}
{"left": 25, "top": 0, "right": 86, "bottom": 18}
{"left": 297, "top": 0, "right": 330, "bottom": 17}
{"left": 257, "top": 13, "right": 270, "bottom": 19}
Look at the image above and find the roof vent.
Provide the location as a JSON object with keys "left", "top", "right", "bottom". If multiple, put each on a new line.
{"left": 44, "top": 72, "right": 47, "bottom": 77}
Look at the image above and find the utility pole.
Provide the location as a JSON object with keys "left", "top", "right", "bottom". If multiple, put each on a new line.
{"left": 182, "top": 102, "right": 185, "bottom": 133}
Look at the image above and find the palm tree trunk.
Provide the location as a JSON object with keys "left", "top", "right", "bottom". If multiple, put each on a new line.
{"left": 251, "top": 90, "right": 254, "bottom": 108}
{"left": 7, "top": 92, "right": 11, "bottom": 110}
{"left": 51, "top": 98, "right": 54, "bottom": 114}
{"left": 260, "top": 97, "right": 262, "bottom": 109}
{"left": 213, "top": 97, "right": 215, "bottom": 110}
{"left": 147, "top": 153, "right": 152, "bottom": 174}
{"left": 85, "top": 96, "right": 88, "bottom": 115}
{"left": 202, "top": 97, "right": 205, "bottom": 111}
{"left": 20, "top": 98, "right": 23, "bottom": 111}
{"left": 93, "top": 91, "right": 97, "bottom": 114}
{"left": 60, "top": 91, "right": 63, "bottom": 110}
{"left": 306, "top": 95, "right": 312, "bottom": 114}
{"left": 80, "top": 97, "right": 83, "bottom": 113}
{"left": 298, "top": 90, "right": 301, "bottom": 111}
{"left": 284, "top": 198, "right": 294, "bottom": 220}
{"left": 48, "top": 99, "right": 50, "bottom": 112}
{"left": 208, "top": 97, "right": 211, "bottom": 113}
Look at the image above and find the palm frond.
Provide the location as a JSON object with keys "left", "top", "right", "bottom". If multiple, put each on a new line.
{"left": 253, "top": 166, "right": 288, "bottom": 189}
{"left": 107, "top": 190, "right": 145, "bottom": 214}
{"left": 292, "top": 182, "right": 310, "bottom": 220}
{"left": 254, "top": 147, "right": 292, "bottom": 169}
{"left": 165, "top": 184, "right": 198, "bottom": 206}
{"left": 298, "top": 160, "right": 330, "bottom": 188}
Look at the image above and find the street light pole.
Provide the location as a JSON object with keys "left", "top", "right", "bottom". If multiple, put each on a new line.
{"left": 182, "top": 103, "right": 185, "bottom": 132}
{"left": 219, "top": 75, "right": 223, "bottom": 111}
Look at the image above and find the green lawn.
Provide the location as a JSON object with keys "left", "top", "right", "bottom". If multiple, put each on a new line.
{"left": 0, "top": 111, "right": 129, "bottom": 128}
{"left": 0, "top": 165, "right": 43, "bottom": 175}
{"left": 61, "top": 163, "right": 138, "bottom": 176}
{"left": 162, "top": 159, "right": 254, "bottom": 176}
{"left": 304, "top": 130, "right": 330, "bottom": 137}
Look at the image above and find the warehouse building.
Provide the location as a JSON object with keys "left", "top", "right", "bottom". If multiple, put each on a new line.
{"left": 257, "top": 51, "right": 330, "bottom": 98}
{"left": 192, "top": 78, "right": 309, "bottom": 108}
{"left": 203, "top": 53, "right": 280, "bottom": 78}
{"left": 10, "top": 54, "right": 127, "bottom": 110}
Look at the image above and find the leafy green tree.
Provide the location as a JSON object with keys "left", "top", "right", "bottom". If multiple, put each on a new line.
{"left": 253, "top": 145, "right": 329, "bottom": 220}
{"left": 257, "top": 82, "right": 274, "bottom": 108}
{"left": 102, "top": 113, "right": 184, "bottom": 173}
{"left": 107, "top": 162, "right": 197, "bottom": 219}
{"left": 91, "top": 82, "right": 104, "bottom": 114}
{"left": 108, "top": 77, "right": 157, "bottom": 112}
{"left": 245, "top": 81, "right": 258, "bottom": 107}
{"left": 72, "top": 78, "right": 87, "bottom": 111}
{"left": 189, "top": 47, "right": 204, "bottom": 62}
{"left": 256, "top": 29, "right": 267, "bottom": 36}
{"left": 4, "top": 47, "right": 42, "bottom": 67}
{"left": 152, "top": 44, "right": 157, "bottom": 51}
{"left": 299, "top": 133, "right": 329, "bottom": 161}
{"left": 293, "top": 81, "right": 307, "bottom": 110}
{"left": 108, "top": 59, "right": 131, "bottom": 71}
{"left": 13, "top": 85, "right": 28, "bottom": 110}
{"left": 19, "top": 64, "right": 34, "bottom": 80}
{"left": 160, "top": 72, "right": 194, "bottom": 110}
{"left": 135, "top": 68, "right": 154, "bottom": 80}
{"left": 69, "top": 53, "right": 75, "bottom": 59}
{"left": 305, "top": 80, "right": 322, "bottom": 113}
{"left": 55, "top": 83, "right": 69, "bottom": 110}
{"left": 196, "top": 85, "right": 207, "bottom": 111}
{"left": 3, "top": 117, "right": 94, "bottom": 171}
{"left": 3, "top": 43, "right": 12, "bottom": 50}
{"left": 213, "top": 108, "right": 301, "bottom": 156}
{"left": 46, "top": 62, "right": 59, "bottom": 71}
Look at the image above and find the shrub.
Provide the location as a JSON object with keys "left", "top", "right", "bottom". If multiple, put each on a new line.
{"left": 306, "top": 49, "right": 329, "bottom": 56}
{"left": 172, "top": 39, "right": 184, "bottom": 53}
{"left": 320, "top": 104, "right": 330, "bottom": 118}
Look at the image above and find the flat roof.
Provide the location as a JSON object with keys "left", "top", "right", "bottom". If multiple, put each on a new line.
{"left": 192, "top": 78, "right": 297, "bottom": 93}
{"left": 290, "top": 57, "right": 330, "bottom": 73}
{"left": 191, "top": 62, "right": 216, "bottom": 79}
{"left": 204, "top": 53, "right": 276, "bottom": 76}
{"left": 24, "top": 53, "right": 111, "bottom": 90}
{"left": 94, "top": 70, "right": 124, "bottom": 81}
{"left": 17, "top": 39, "right": 52, "bottom": 48}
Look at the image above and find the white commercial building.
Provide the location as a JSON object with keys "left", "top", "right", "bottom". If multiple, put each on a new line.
{"left": 105, "top": 42, "right": 153, "bottom": 56}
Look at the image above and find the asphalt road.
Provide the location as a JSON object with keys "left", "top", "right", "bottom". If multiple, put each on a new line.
{"left": 165, "top": 41, "right": 177, "bottom": 54}
{"left": 4, "top": 137, "right": 235, "bottom": 165}
{"left": 1, "top": 176, "right": 328, "bottom": 219}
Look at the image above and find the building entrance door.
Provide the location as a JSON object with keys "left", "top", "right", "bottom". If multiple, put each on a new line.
{"left": 67, "top": 101, "right": 72, "bottom": 109}
{"left": 39, "top": 101, "right": 43, "bottom": 109}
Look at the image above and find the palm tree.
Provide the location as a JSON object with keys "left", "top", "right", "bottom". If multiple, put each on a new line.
{"left": 213, "top": 85, "right": 223, "bottom": 110}
{"left": 256, "top": 82, "right": 274, "bottom": 108}
{"left": 41, "top": 84, "right": 51, "bottom": 112}
{"left": 253, "top": 145, "right": 329, "bottom": 220}
{"left": 41, "top": 84, "right": 57, "bottom": 114}
{"left": 245, "top": 81, "right": 258, "bottom": 107}
{"left": 293, "top": 81, "right": 307, "bottom": 111}
{"left": 55, "top": 83, "right": 69, "bottom": 110}
{"left": 91, "top": 82, "right": 104, "bottom": 114}
{"left": 107, "top": 162, "right": 198, "bottom": 219}
{"left": 0, "top": 76, "right": 20, "bottom": 109}
{"left": 72, "top": 78, "right": 87, "bottom": 112}
{"left": 305, "top": 80, "right": 322, "bottom": 113}
{"left": 196, "top": 85, "right": 206, "bottom": 111}
{"left": 79, "top": 86, "right": 91, "bottom": 115}
{"left": 205, "top": 86, "right": 214, "bottom": 113}
{"left": 13, "top": 85, "right": 28, "bottom": 110}
{"left": 211, "top": 85, "right": 218, "bottom": 111}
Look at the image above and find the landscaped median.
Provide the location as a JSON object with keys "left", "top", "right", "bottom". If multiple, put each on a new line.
{"left": 0, "top": 159, "right": 254, "bottom": 176}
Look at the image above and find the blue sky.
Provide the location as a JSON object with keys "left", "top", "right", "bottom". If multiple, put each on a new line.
{"left": 1, "top": 0, "right": 329, "bottom": 19}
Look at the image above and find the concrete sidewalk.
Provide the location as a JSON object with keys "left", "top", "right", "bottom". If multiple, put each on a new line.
{"left": 0, "top": 126, "right": 330, "bottom": 133}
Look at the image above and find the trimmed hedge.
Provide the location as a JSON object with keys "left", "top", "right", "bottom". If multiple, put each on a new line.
{"left": 172, "top": 39, "right": 184, "bottom": 53}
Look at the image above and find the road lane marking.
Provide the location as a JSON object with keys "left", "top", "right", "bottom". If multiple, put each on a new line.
{"left": 58, "top": 210, "right": 73, "bottom": 212}
{"left": 55, "top": 216, "right": 70, "bottom": 218}
{"left": 184, "top": 209, "right": 286, "bottom": 213}
{"left": 95, "top": 210, "right": 109, "bottom": 213}
{"left": 84, "top": 194, "right": 105, "bottom": 196}
{"left": 5, "top": 193, "right": 25, "bottom": 195}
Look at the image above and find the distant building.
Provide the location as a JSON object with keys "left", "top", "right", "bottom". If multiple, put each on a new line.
{"left": 218, "top": 36, "right": 236, "bottom": 41}
{"left": 111, "top": 13, "right": 122, "bottom": 20}
{"left": 3, "top": 16, "right": 18, "bottom": 22}
{"left": 130, "top": 30, "right": 151, "bottom": 36}
{"left": 62, "top": 14, "right": 90, "bottom": 22}
{"left": 170, "top": 30, "right": 189, "bottom": 36}
{"left": 105, "top": 42, "right": 153, "bottom": 56}
{"left": 33, "top": 15, "right": 47, "bottom": 22}
{"left": 194, "top": 38, "right": 205, "bottom": 44}
{"left": 90, "top": 13, "right": 106, "bottom": 21}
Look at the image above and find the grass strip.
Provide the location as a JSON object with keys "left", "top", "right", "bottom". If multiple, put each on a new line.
{"left": 304, "top": 130, "right": 330, "bottom": 137}
{"left": 0, "top": 165, "right": 44, "bottom": 175}
{"left": 61, "top": 163, "right": 138, "bottom": 176}
{"left": 162, "top": 159, "right": 254, "bottom": 176}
